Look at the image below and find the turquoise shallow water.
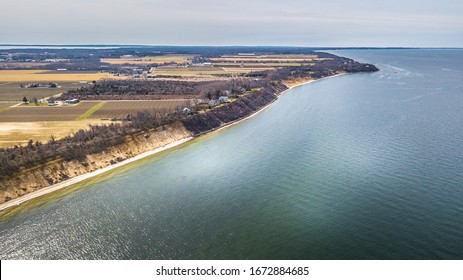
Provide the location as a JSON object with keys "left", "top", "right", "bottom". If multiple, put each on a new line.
{"left": 1, "top": 49, "right": 463, "bottom": 259}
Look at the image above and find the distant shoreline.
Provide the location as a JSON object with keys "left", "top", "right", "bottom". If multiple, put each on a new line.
{"left": 0, "top": 73, "right": 347, "bottom": 212}
{"left": 1, "top": 44, "right": 451, "bottom": 49}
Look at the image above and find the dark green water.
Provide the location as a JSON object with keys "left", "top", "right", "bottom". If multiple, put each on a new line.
{"left": 1, "top": 49, "right": 463, "bottom": 259}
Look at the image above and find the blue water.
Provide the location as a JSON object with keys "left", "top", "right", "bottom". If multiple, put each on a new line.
{"left": 1, "top": 49, "right": 463, "bottom": 259}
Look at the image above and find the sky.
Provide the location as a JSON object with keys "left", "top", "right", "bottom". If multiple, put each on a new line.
{"left": 1, "top": 0, "right": 462, "bottom": 47}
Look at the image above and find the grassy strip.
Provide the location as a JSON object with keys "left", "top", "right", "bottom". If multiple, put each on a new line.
{"left": 75, "top": 102, "right": 107, "bottom": 121}
{"left": 0, "top": 105, "right": 13, "bottom": 113}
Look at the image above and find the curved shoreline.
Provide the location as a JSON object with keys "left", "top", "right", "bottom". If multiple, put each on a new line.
{"left": 0, "top": 73, "right": 346, "bottom": 212}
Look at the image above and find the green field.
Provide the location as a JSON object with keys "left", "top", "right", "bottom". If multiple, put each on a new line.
{"left": 76, "top": 101, "right": 107, "bottom": 120}
{"left": 0, "top": 103, "right": 14, "bottom": 112}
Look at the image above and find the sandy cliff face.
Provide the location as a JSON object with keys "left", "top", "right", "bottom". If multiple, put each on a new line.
{"left": 0, "top": 123, "right": 192, "bottom": 204}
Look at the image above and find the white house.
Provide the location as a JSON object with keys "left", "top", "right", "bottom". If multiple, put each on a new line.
{"left": 65, "top": 99, "right": 80, "bottom": 104}
{"left": 218, "top": 96, "right": 229, "bottom": 103}
{"left": 182, "top": 107, "right": 192, "bottom": 115}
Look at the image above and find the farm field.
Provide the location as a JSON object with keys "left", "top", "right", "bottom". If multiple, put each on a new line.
{"left": 212, "top": 62, "right": 304, "bottom": 67}
{"left": 151, "top": 66, "right": 226, "bottom": 77}
{"left": 90, "top": 100, "right": 190, "bottom": 119}
{"left": 0, "top": 102, "right": 98, "bottom": 122}
{"left": 0, "top": 50, "right": 337, "bottom": 150}
{"left": 101, "top": 54, "right": 195, "bottom": 65}
{"left": 0, "top": 81, "right": 81, "bottom": 102}
{"left": 0, "top": 120, "right": 113, "bottom": 148}
{"left": 150, "top": 66, "right": 269, "bottom": 77}
{"left": 0, "top": 100, "right": 192, "bottom": 122}
{"left": 209, "top": 54, "right": 323, "bottom": 62}
{"left": 147, "top": 54, "right": 327, "bottom": 78}
{"left": 222, "top": 67, "right": 272, "bottom": 73}
{"left": 0, "top": 62, "right": 49, "bottom": 69}
{"left": 0, "top": 100, "right": 190, "bottom": 147}
{"left": 0, "top": 70, "right": 119, "bottom": 82}
{"left": 0, "top": 69, "right": 125, "bottom": 101}
{"left": 0, "top": 103, "right": 13, "bottom": 111}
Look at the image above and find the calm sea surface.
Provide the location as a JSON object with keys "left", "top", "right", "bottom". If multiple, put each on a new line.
{"left": 1, "top": 49, "right": 462, "bottom": 259}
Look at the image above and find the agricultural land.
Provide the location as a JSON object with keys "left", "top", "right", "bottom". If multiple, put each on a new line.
{"left": 0, "top": 47, "right": 376, "bottom": 148}
{"left": 0, "top": 46, "right": 379, "bottom": 203}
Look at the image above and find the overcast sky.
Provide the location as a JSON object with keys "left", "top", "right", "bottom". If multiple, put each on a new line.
{"left": 1, "top": 0, "right": 462, "bottom": 47}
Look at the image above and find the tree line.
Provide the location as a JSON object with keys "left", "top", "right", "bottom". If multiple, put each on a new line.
{"left": 0, "top": 109, "right": 185, "bottom": 178}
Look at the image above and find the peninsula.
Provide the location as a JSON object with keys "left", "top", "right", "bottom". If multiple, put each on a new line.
{"left": 0, "top": 46, "right": 378, "bottom": 209}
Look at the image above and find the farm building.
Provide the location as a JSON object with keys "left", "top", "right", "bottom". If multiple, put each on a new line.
{"left": 65, "top": 99, "right": 80, "bottom": 104}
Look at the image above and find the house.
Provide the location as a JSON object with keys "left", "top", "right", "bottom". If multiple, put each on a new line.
{"left": 182, "top": 107, "right": 192, "bottom": 115}
{"left": 208, "top": 99, "right": 220, "bottom": 108}
{"left": 218, "top": 96, "right": 228, "bottom": 103}
{"left": 48, "top": 100, "right": 58, "bottom": 106}
{"left": 65, "top": 99, "right": 80, "bottom": 104}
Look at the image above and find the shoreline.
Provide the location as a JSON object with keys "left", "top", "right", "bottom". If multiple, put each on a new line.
{"left": 0, "top": 73, "right": 346, "bottom": 212}
{"left": 0, "top": 138, "right": 192, "bottom": 211}
{"left": 195, "top": 73, "right": 347, "bottom": 136}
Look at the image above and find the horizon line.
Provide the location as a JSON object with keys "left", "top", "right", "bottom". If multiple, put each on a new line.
{"left": 1, "top": 44, "right": 462, "bottom": 49}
